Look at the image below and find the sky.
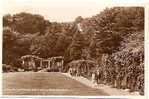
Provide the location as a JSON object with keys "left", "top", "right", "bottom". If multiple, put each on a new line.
{"left": 3, "top": 0, "right": 114, "bottom": 22}
{"left": 3, "top": 0, "right": 146, "bottom": 22}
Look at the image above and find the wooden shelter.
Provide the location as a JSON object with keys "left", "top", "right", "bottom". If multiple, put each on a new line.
{"left": 68, "top": 59, "right": 97, "bottom": 76}
{"left": 21, "top": 55, "right": 42, "bottom": 71}
{"left": 50, "top": 56, "right": 64, "bottom": 71}
{"left": 21, "top": 55, "right": 64, "bottom": 71}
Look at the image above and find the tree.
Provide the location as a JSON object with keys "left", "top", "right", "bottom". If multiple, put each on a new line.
{"left": 54, "top": 34, "right": 72, "bottom": 56}
{"left": 66, "top": 31, "right": 86, "bottom": 60}
{"left": 75, "top": 16, "right": 83, "bottom": 23}
{"left": 3, "top": 14, "right": 13, "bottom": 26}
{"left": 87, "top": 7, "right": 144, "bottom": 57}
{"left": 3, "top": 27, "right": 32, "bottom": 68}
{"left": 11, "top": 12, "right": 46, "bottom": 34}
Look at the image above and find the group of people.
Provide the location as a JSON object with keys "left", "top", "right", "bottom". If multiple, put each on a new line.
{"left": 68, "top": 68, "right": 78, "bottom": 76}
{"left": 68, "top": 66, "right": 85, "bottom": 77}
{"left": 68, "top": 60, "right": 96, "bottom": 77}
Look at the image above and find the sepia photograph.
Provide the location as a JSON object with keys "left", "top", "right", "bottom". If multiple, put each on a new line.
{"left": 2, "top": 0, "right": 146, "bottom": 98}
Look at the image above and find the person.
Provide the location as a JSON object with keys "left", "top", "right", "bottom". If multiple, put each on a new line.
{"left": 96, "top": 68, "right": 101, "bottom": 84}
{"left": 77, "top": 63, "right": 81, "bottom": 76}
{"left": 103, "top": 69, "right": 108, "bottom": 84}
{"left": 72, "top": 68, "right": 76, "bottom": 76}
{"left": 69, "top": 67, "right": 73, "bottom": 76}
{"left": 122, "top": 72, "right": 129, "bottom": 89}
{"left": 76, "top": 66, "right": 81, "bottom": 77}
{"left": 91, "top": 72, "right": 97, "bottom": 86}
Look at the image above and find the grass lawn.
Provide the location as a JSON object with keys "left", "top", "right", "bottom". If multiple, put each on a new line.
{"left": 3, "top": 72, "right": 108, "bottom": 96}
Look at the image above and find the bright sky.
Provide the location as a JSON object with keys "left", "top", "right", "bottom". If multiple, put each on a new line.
{"left": 2, "top": 0, "right": 112, "bottom": 22}
{"left": 3, "top": 0, "right": 146, "bottom": 22}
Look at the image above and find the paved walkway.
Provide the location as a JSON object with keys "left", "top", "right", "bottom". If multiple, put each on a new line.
{"left": 62, "top": 73, "right": 141, "bottom": 96}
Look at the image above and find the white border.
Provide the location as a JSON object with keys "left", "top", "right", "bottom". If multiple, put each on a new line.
{"left": 0, "top": 0, "right": 148, "bottom": 99}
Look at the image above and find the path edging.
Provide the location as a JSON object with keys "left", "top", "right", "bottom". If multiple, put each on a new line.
{"left": 62, "top": 73, "right": 140, "bottom": 96}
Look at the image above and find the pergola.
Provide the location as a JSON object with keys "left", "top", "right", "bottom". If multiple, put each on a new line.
{"left": 20, "top": 55, "right": 64, "bottom": 71}
{"left": 50, "top": 56, "right": 64, "bottom": 71}
{"left": 21, "top": 55, "right": 42, "bottom": 70}
{"left": 68, "top": 59, "right": 97, "bottom": 74}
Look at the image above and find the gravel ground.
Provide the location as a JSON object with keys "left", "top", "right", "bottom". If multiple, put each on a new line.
{"left": 62, "top": 73, "right": 141, "bottom": 96}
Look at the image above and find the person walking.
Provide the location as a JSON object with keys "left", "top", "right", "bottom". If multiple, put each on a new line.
{"left": 91, "top": 71, "right": 97, "bottom": 87}
{"left": 96, "top": 68, "right": 101, "bottom": 84}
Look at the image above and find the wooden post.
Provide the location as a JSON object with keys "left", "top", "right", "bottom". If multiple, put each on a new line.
{"left": 40, "top": 59, "right": 42, "bottom": 68}
{"left": 32, "top": 58, "right": 35, "bottom": 69}
{"left": 48, "top": 59, "right": 51, "bottom": 69}
{"left": 51, "top": 58, "right": 53, "bottom": 69}
{"left": 22, "top": 59, "right": 25, "bottom": 69}
{"left": 61, "top": 58, "right": 64, "bottom": 71}
{"left": 22, "top": 60, "right": 24, "bottom": 65}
